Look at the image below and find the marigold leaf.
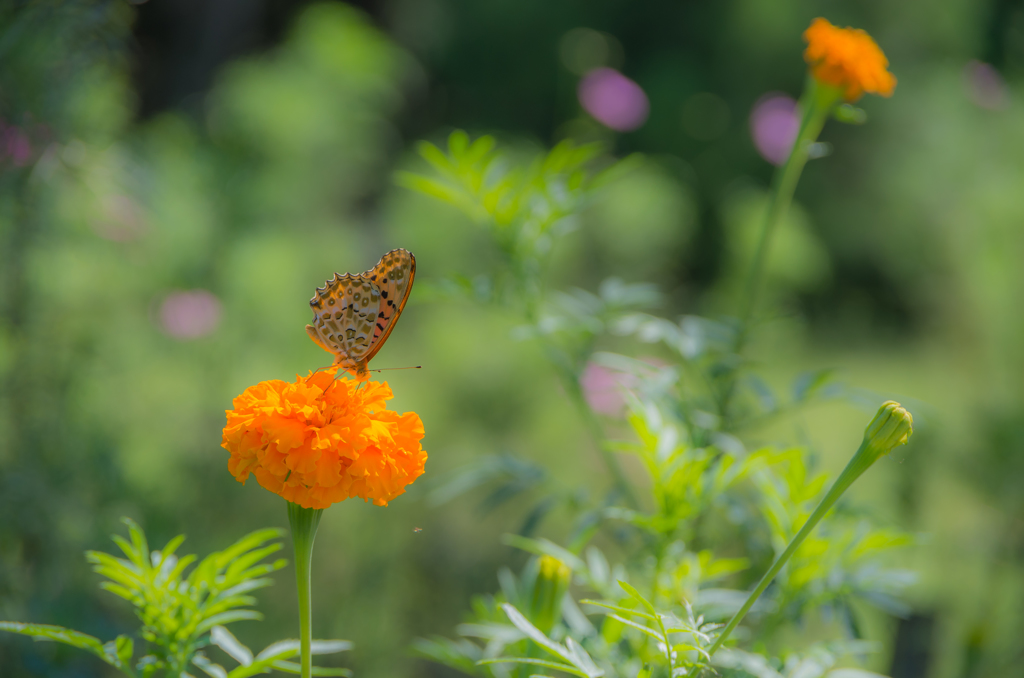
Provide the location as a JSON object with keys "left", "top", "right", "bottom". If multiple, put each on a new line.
{"left": 0, "top": 622, "right": 115, "bottom": 665}
{"left": 478, "top": 657, "right": 590, "bottom": 678}
{"left": 501, "top": 534, "right": 586, "bottom": 571}
{"left": 224, "top": 544, "right": 284, "bottom": 583}
{"left": 500, "top": 604, "right": 580, "bottom": 668}
{"left": 165, "top": 553, "right": 198, "bottom": 584}
{"left": 122, "top": 517, "right": 151, "bottom": 565}
{"left": 269, "top": 660, "right": 353, "bottom": 676}
{"left": 114, "top": 634, "right": 134, "bottom": 665}
{"left": 109, "top": 535, "right": 146, "bottom": 569}
{"left": 191, "top": 652, "right": 228, "bottom": 678}
{"left": 213, "top": 578, "right": 275, "bottom": 603}
{"left": 395, "top": 172, "right": 482, "bottom": 218}
{"left": 616, "top": 581, "right": 658, "bottom": 617}
{"left": 90, "top": 562, "right": 144, "bottom": 591}
{"left": 579, "top": 600, "right": 655, "bottom": 622}
{"left": 210, "top": 626, "right": 253, "bottom": 666}
{"left": 195, "top": 610, "right": 262, "bottom": 635}
{"left": 409, "top": 636, "right": 481, "bottom": 675}
{"left": 158, "top": 534, "right": 187, "bottom": 562}
{"left": 601, "top": 613, "right": 661, "bottom": 641}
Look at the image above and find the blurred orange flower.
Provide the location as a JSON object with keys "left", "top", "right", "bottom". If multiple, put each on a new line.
{"left": 223, "top": 368, "right": 426, "bottom": 509}
{"left": 803, "top": 18, "right": 896, "bottom": 101}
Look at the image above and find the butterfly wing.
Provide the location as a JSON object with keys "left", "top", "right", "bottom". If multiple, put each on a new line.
{"left": 362, "top": 248, "right": 416, "bottom": 365}
{"left": 306, "top": 249, "right": 415, "bottom": 373}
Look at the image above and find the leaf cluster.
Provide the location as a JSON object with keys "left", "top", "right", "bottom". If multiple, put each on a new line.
{"left": 397, "top": 131, "right": 640, "bottom": 314}
{"left": 402, "top": 132, "right": 914, "bottom": 678}
{"left": 0, "top": 518, "right": 350, "bottom": 678}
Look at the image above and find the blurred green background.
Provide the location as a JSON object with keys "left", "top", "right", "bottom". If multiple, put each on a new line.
{"left": 1, "top": 0, "right": 1023, "bottom": 676}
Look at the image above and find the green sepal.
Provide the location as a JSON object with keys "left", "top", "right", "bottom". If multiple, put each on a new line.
{"left": 833, "top": 103, "right": 867, "bottom": 124}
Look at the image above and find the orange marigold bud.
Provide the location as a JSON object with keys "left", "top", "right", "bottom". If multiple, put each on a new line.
{"left": 803, "top": 17, "right": 896, "bottom": 101}
{"left": 222, "top": 368, "right": 426, "bottom": 509}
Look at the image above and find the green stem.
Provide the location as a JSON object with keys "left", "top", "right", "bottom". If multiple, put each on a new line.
{"left": 739, "top": 81, "right": 840, "bottom": 329}
{"left": 720, "top": 81, "right": 843, "bottom": 421}
{"left": 288, "top": 502, "right": 324, "bottom": 678}
{"left": 691, "top": 405, "right": 909, "bottom": 677}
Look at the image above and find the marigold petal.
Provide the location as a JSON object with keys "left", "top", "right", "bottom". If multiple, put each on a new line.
{"left": 803, "top": 17, "right": 895, "bottom": 101}
{"left": 222, "top": 371, "right": 426, "bottom": 507}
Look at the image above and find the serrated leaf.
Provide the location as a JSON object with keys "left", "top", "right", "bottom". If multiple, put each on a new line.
{"left": 195, "top": 610, "right": 262, "bottom": 636}
{"left": 616, "top": 581, "right": 657, "bottom": 618}
{"left": 478, "top": 657, "right": 590, "bottom": 678}
{"left": 0, "top": 622, "right": 115, "bottom": 666}
{"left": 579, "top": 600, "right": 655, "bottom": 622}
{"left": 500, "top": 604, "right": 571, "bottom": 663}
{"left": 211, "top": 626, "right": 253, "bottom": 666}
{"left": 192, "top": 652, "right": 229, "bottom": 678}
{"left": 602, "top": 614, "right": 661, "bottom": 641}
{"left": 114, "top": 634, "right": 133, "bottom": 665}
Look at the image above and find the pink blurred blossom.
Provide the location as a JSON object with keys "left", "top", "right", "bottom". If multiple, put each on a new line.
{"left": 580, "top": 362, "right": 638, "bottom": 416}
{"left": 578, "top": 68, "right": 650, "bottom": 132}
{"left": 0, "top": 123, "right": 33, "bottom": 167}
{"left": 749, "top": 94, "right": 800, "bottom": 166}
{"left": 160, "top": 290, "right": 222, "bottom": 339}
{"left": 964, "top": 60, "right": 1008, "bottom": 111}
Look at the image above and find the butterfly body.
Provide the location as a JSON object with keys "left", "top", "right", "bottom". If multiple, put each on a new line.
{"left": 306, "top": 248, "right": 416, "bottom": 376}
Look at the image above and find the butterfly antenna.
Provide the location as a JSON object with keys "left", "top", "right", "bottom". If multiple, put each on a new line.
{"left": 368, "top": 366, "right": 423, "bottom": 372}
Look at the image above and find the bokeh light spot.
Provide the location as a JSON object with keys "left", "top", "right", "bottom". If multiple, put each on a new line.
{"left": 560, "top": 28, "right": 617, "bottom": 76}
{"left": 964, "top": 60, "right": 1008, "bottom": 111}
{"left": 92, "top": 194, "right": 148, "bottom": 242}
{"left": 749, "top": 94, "right": 799, "bottom": 166}
{"left": 578, "top": 68, "right": 649, "bottom": 132}
{"left": 159, "top": 290, "right": 222, "bottom": 339}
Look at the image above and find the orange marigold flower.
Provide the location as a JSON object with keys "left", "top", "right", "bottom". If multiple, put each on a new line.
{"left": 223, "top": 368, "right": 426, "bottom": 509}
{"left": 803, "top": 17, "right": 896, "bottom": 101}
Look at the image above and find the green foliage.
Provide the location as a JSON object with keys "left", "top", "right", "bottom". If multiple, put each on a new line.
{"left": 397, "top": 131, "right": 641, "bottom": 313}
{"left": 0, "top": 519, "right": 357, "bottom": 678}
{"left": 404, "top": 133, "right": 913, "bottom": 678}
{"left": 0, "top": 622, "right": 134, "bottom": 673}
{"left": 85, "top": 517, "right": 287, "bottom": 675}
{"left": 192, "top": 626, "right": 352, "bottom": 678}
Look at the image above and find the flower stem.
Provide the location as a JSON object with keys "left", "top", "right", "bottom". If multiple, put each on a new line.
{"left": 720, "top": 80, "right": 842, "bottom": 420}
{"left": 691, "top": 401, "right": 912, "bottom": 675}
{"left": 288, "top": 502, "right": 324, "bottom": 678}
{"left": 739, "top": 81, "right": 839, "bottom": 330}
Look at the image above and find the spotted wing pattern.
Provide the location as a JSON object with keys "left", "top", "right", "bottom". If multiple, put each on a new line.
{"left": 306, "top": 249, "right": 416, "bottom": 375}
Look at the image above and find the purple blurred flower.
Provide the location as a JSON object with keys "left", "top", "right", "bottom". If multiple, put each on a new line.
{"left": 160, "top": 290, "right": 222, "bottom": 339}
{"left": 749, "top": 94, "right": 800, "bottom": 166}
{"left": 1, "top": 125, "right": 33, "bottom": 167}
{"left": 578, "top": 68, "right": 649, "bottom": 132}
{"left": 580, "top": 362, "right": 638, "bottom": 416}
{"left": 964, "top": 60, "right": 1008, "bottom": 111}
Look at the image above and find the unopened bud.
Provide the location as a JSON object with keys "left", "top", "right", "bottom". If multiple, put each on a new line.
{"left": 530, "top": 555, "right": 572, "bottom": 634}
{"left": 863, "top": 400, "right": 913, "bottom": 462}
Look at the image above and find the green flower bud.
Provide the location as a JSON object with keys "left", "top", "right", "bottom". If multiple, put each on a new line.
{"left": 862, "top": 400, "right": 913, "bottom": 462}
{"left": 530, "top": 555, "right": 572, "bottom": 634}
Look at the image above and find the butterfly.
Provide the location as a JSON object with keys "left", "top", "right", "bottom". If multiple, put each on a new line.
{"left": 305, "top": 248, "right": 416, "bottom": 377}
